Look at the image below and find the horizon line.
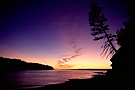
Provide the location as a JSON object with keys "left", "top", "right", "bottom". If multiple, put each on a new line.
{"left": 54, "top": 68, "right": 111, "bottom": 70}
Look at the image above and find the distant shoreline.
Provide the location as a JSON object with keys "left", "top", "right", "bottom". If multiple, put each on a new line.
{"left": 0, "top": 57, "right": 54, "bottom": 70}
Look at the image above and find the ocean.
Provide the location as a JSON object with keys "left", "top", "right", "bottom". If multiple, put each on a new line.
{"left": 2, "top": 70, "right": 107, "bottom": 89}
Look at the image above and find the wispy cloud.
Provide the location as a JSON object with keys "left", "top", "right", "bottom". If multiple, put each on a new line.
{"left": 57, "top": 40, "right": 83, "bottom": 68}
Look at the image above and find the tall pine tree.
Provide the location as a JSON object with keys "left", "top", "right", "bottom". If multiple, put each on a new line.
{"left": 88, "top": 2, "right": 117, "bottom": 57}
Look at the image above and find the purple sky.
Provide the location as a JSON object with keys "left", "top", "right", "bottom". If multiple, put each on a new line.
{"left": 0, "top": 0, "right": 128, "bottom": 69}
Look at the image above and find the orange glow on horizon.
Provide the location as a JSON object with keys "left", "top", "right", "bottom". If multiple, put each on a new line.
{"left": 0, "top": 45, "right": 112, "bottom": 70}
{"left": 54, "top": 55, "right": 112, "bottom": 69}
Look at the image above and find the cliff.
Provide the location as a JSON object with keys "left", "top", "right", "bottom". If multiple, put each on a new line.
{"left": 0, "top": 57, "right": 53, "bottom": 70}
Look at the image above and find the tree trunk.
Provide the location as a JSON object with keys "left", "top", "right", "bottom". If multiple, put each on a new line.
{"left": 103, "top": 30, "right": 117, "bottom": 52}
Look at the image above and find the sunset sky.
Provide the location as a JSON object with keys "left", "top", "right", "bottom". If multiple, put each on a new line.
{"left": 0, "top": 0, "right": 128, "bottom": 69}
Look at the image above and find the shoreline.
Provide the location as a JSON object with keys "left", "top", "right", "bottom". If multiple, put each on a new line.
{"left": 28, "top": 70, "right": 134, "bottom": 90}
{"left": 2, "top": 70, "right": 133, "bottom": 90}
{"left": 28, "top": 72, "right": 107, "bottom": 90}
{"left": 1, "top": 69, "right": 107, "bottom": 90}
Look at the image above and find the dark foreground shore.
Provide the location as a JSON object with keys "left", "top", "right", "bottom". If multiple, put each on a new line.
{"left": 28, "top": 72, "right": 134, "bottom": 90}
{"left": 1, "top": 70, "right": 134, "bottom": 90}
{"left": 29, "top": 75, "right": 108, "bottom": 90}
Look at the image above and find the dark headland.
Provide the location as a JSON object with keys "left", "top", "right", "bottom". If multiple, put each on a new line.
{"left": 0, "top": 57, "right": 53, "bottom": 90}
{"left": 0, "top": 57, "right": 54, "bottom": 70}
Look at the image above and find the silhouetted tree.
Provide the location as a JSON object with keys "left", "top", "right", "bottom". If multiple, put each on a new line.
{"left": 116, "top": 0, "right": 135, "bottom": 48}
{"left": 88, "top": 2, "right": 117, "bottom": 57}
{"left": 116, "top": 22, "right": 128, "bottom": 47}
{"left": 109, "top": 0, "right": 135, "bottom": 78}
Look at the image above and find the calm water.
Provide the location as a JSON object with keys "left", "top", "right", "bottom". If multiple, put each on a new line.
{"left": 2, "top": 70, "right": 107, "bottom": 89}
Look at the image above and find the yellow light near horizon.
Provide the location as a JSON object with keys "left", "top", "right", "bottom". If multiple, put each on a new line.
{"left": 54, "top": 57, "right": 111, "bottom": 69}
{"left": 1, "top": 45, "right": 112, "bottom": 70}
